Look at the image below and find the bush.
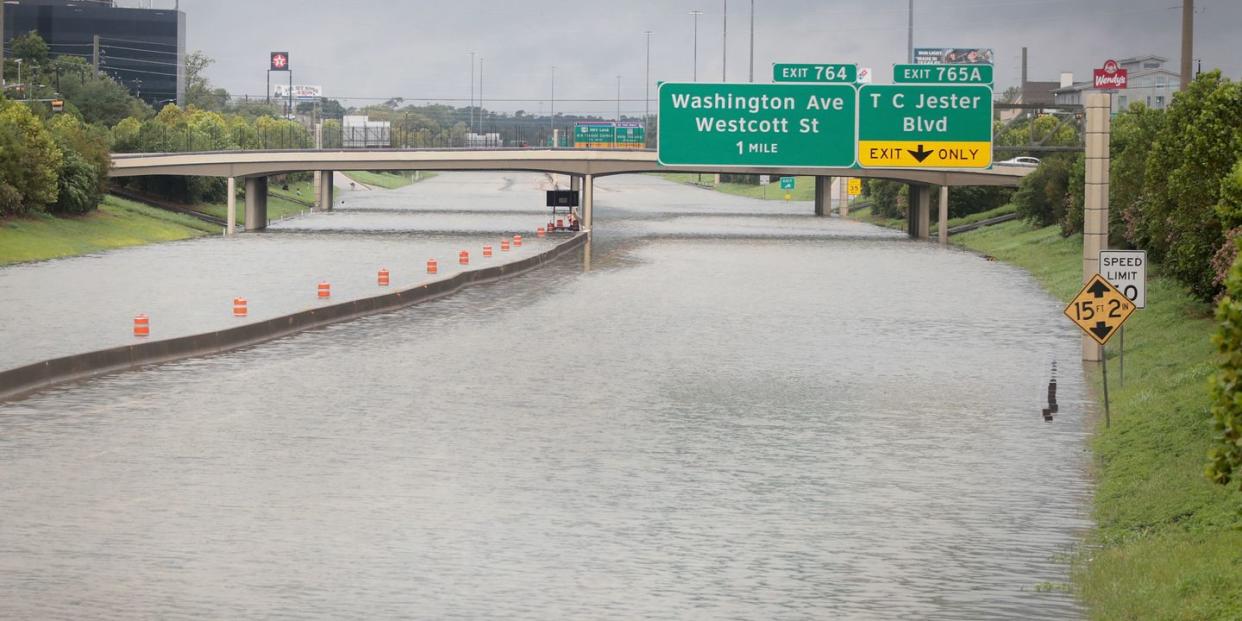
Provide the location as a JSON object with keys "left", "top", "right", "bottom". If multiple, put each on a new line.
{"left": 0, "top": 99, "right": 63, "bottom": 214}
{"left": 49, "top": 150, "right": 102, "bottom": 215}
{"left": 868, "top": 180, "right": 904, "bottom": 219}
{"left": 1013, "top": 154, "right": 1076, "bottom": 230}
{"left": 1208, "top": 242, "right": 1242, "bottom": 493}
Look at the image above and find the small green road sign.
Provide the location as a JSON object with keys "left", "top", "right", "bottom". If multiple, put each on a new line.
{"left": 657, "top": 82, "right": 857, "bottom": 167}
{"left": 857, "top": 84, "right": 993, "bottom": 169}
{"left": 779, "top": 176, "right": 795, "bottom": 189}
{"left": 893, "top": 64, "right": 993, "bottom": 84}
{"left": 773, "top": 63, "right": 857, "bottom": 83}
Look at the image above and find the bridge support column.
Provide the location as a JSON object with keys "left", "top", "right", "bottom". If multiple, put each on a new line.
{"left": 915, "top": 185, "right": 931, "bottom": 239}
{"left": 244, "top": 176, "right": 268, "bottom": 231}
{"left": 570, "top": 175, "right": 580, "bottom": 192}
{"left": 312, "top": 170, "right": 322, "bottom": 206}
{"left": 814, "top": 176, "right": 831, "bottom": 216}
{"left": 226, "top": 176, "right": 236, "bottom": 235}
{"left": 582, "top": 174, "right": 593, "bottom": 231}
{"left": 317, "top": 171, "right": 334, "bottom": 211}
{"left": 938, "top": 186, "right": 949, "bottom": 245}
{"left": 1082, "top": 92, "right": 1112, "bottom": 362}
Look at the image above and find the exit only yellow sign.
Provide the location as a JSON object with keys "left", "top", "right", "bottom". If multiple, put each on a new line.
{"left": 857, "top": 140, "right": 992, "bottom": 168}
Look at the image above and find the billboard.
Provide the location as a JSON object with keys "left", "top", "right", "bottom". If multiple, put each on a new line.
{"left": 1093, "top": 59, "right": 1128, "bottom": 89}
{"left": 273, "top": 84, "right": 323, "bottom": 101}
{"left": 913, "top": 48, "right": 993, "bottom": 65}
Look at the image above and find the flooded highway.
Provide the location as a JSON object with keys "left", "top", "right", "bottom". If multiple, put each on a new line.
{"left": 0, "top": 173, "right": 1092, "bottom": 619}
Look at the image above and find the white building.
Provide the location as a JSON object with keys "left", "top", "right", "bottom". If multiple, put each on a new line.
{"left": 342, "top": 115, "right": 391, "bottom": 148}
{"left": 1054, "top": 55, "right": 1182, "bottom": 113}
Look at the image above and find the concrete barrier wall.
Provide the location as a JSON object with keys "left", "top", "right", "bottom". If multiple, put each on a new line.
{"left": 0, "top": 233, "right": 588, "bottom": 403}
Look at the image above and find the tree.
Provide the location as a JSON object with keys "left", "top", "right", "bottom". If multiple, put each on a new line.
{"left": 868, "top": 180, "right": 904, "bottom": 219}
{"left": 1134, "top": 71, "right": 1242, "bottom": 300}
{"left": 58, "top": 65, "right": 151, "bottom": 127}
{"left": 49, "top": 149, "right": 102, "bottom": 215}
{"left": 1112, "top": 103, "right": 1166, "bottom": 246}
{"left": 1013, "top": 154, "right": 1076, "bottom": 229}
{"left": 0, "top": 99, "right": 63, "bottom": 213}
{"left": 184, "top": 51, "right": 229, "bottom": 111}
{"left": 10, "top": 31, "right": 49, "bottom": 64}
{"left": 48, "top": 113, "right": 110, "bottom": 193}
{"left": 1208, "top": 241, "right": 1242, "bottom": 495}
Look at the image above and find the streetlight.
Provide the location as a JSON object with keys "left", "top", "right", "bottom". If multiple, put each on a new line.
{"left": 479, "top": 56, "right": 484, "bottom": 138}
{"left": 689, "top": 10, "right": 703, "bottom": 82}
{"left": 749, "top": 0, "right": 755, "bottom": 82}
{"left": 643, "top": 30, "right": 653, "bottom": 125}
{"left": 722, "top": 0, "right": 727, "bottom": 81}
{"left": 550, "top": 65, "right": 556, "bottom": 147}
{"left": 616, "top": 74, "right": 622, "bottom": 122}
{"left": 468, "top": 51, "right": 475, "bottom": 134}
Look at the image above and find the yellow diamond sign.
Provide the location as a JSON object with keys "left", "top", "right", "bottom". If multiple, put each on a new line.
{"left": 1064, "top": 273, "right": 1135, "bottom": 345}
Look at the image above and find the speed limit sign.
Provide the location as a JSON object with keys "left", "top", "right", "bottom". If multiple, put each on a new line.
{"left": 1100, "top": 249, "right": 1146, "bottom": 309}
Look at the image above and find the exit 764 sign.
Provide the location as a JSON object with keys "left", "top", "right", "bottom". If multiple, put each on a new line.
{"left": 857, "top": 84, "right": 992, "bottom": 168}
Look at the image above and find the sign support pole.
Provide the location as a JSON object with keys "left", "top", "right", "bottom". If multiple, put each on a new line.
{"left": 1100, "top": 343, "right": 1111, "bottom": 428}
{"left": 1119, "top": 326, "right": 1125, "bottom": 386}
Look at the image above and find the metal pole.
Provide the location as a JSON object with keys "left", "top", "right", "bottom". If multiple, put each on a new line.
{"left": 468, "top": 51, "right": 475, "bottom": 134}
{"left": 550, "top": 66, "right": 555, "bottom": 147}
{"left": 1101, "top": 343, "right": 1111, "bottom": 428}
{"left": 1120, "top": 326, "right": 1125, "bottom": 386}
{"left": 616, "top": 74, "right": 621, "bottom": 122}
{"left": 266, "top": 70, "right": 270, "bottom": 105}
{"left": 479, "top": 56, "right": 484, "bottom": 135}
{"left": 907, "top": 0, "right": 914, "bottom": 63}
{"left": 93, "top": 35, "right": 100, "bottom": 71}
{"left": 1180, "top": 0, "right": 1193, "bottom": 90}
{"left": 644, "top": 31, "right": 652, "bottom": 125}
{"left": 690, "top": 10, "right": 703, "bottom": 82}
{"left": 722, "top": 0, "right": 727, "bottom": 81}
{"left": 748, "top": 0, "right": 754, "bottom": 82}
{"left": 0, "top": 1, "right": 5, "bottom": 88}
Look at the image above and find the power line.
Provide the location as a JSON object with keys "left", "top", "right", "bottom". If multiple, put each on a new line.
{"left": 98, "top": 36, "right": 179, "bottom": 49}
{"left": 98, "top": 43, "right": 178, "bottom": 56}
{"left": 101, "top": 65, "right": 178, "bottom": 77}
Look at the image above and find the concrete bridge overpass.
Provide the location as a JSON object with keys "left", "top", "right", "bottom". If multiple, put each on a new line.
{"left": 109, "top": 148, "right": 1033, "bottom": 241}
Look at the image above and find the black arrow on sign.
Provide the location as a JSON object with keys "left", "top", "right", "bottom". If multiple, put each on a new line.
{"left": 907, "top": 144, "right": 933, "bottom": 163}
{"left": 1090, "top": 321, "right": 1113, "bottom": 340}
{"left": 1087, "top": 279, "right": 1111, "bottom": 298}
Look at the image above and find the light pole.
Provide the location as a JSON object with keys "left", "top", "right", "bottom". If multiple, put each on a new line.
{"left": 690, "top": 10, "right": 703, "bottom": 82}
{"left": 644, "top": 30, "right": 653, "bottom": 125}
{"left": 721, "top": 0, "right": 727, "bottom": 81}
{"left": 550, "top": 65, "right": 556, "bottom": 147}
{"left": 479, "top": 56, "right": 484, "bottom": 137}
{"left": 749, "top": 0, "right": 755, "bottom": 82}
{"left": 907, "top": 0, "right": 914, "bottom": 63}
{"left": 616, "top": 74, "right": 622, "bottom": 122}
{"left": 468, "top": 51, "right": 475, "bottom": 134}
{"left": 15, "top": 59, "right": 21, "bottom": 98}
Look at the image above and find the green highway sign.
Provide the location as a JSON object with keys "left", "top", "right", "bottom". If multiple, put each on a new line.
{"left": 779, "top": 176, "right": 795, "bottom": 190}
{"left": 857, "top": 84, "right": 993, "bottom": 168}
{"left": 657, "top": 82, "right": 857, "bottom": 167}
{"left": 773, "top": 63, "right": 857, "bottom": 83}
{"left": 893, "top": 64, "right": 993, "bottom": 84}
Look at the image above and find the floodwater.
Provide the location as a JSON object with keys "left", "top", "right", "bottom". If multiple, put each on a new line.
{"left": 0, "top": 172, "right": 1092, "bottom": 619}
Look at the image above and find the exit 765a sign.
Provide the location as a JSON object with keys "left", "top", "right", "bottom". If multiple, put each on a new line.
{"left": 658, "top": 82, "right": 856, "bottom": 167}
{"left": 857, "top": 84, "right": 992, "bottom": 169}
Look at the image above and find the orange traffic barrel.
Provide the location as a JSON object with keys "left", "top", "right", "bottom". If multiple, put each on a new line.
{"left": 233, "top": 297, "right": 248, "bottom": 317}
{"left": 500, "top": 239, "right": 511, "bottom": 252}
{"left": 427, "top": 258, "right": 438, "bottom": 274}
{"left": 133, "top": 314, "right": 150, "bottom": 337}
{"left": 483, "top": 244, "right": 493, "bottom": 258}
{"left": 459, "top": 250, "right": 469, "bottom": 265}
{"left": 318, "top": 281, "right": 331, "bottom": 298}
{"left": 513, "top": 234, "right": 523, "bottom": 247}
{"left": 378, "top": 268, "right": 390, "bottom": 286}
{"left": 537, "top": 227, "right": 546, "bottom": 238}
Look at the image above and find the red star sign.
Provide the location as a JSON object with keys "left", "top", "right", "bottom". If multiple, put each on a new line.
{"left": 270, "top": 53, "right": 289, "bottom": 71}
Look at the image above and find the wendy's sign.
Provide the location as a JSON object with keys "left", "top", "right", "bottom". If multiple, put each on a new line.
{"left": 1093, "top": 59, "right": 1127, "bottom": 89}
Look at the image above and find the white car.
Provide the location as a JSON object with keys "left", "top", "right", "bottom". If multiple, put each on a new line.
{"left": 1000, "top": 156, "right": 1041, "bottom": 167}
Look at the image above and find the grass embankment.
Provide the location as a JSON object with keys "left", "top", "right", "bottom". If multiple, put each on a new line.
{"left": 955, "top": 221, "right": 1242, "bottom": 620}
{"left": 0, "top": 196, "right": 216, "bottom": 266}
{"left": 343, "top": 170, "right": 429, "bottom": 190}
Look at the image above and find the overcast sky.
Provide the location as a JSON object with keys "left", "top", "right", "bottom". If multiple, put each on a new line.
{"left": 170, "top": 0, "right": 1240, "bottom": 116}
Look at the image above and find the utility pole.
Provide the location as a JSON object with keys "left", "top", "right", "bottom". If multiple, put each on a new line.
{"left": 748, "top": 0, "right": 754, "bottom": 82}
{"left": 721, "top": 0, "right": 727, "bottom": 81}
{"left": 1180, "top": 0, "right": 1193, "bottom": 90}
{"left": 92, "top": 35, "right": 101, "bottom": 71}
{"left": 690, "top": 10, "right": 703, "bottom": 82}
{"left": 907, "top": 0, "right": 914, "bottom": 63}
{"left": 468, "top": 51, "right": 475, "bottom": 134}
{"left": 644, "top": 31, "right": 653, "bottom": 124}
{"left": 1, "top": 1, "right": 5, "bottom": 88}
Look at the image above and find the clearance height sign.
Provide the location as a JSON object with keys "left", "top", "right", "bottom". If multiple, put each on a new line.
{"left": 657, "top": 83, "right": 857, "bottom": 167}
